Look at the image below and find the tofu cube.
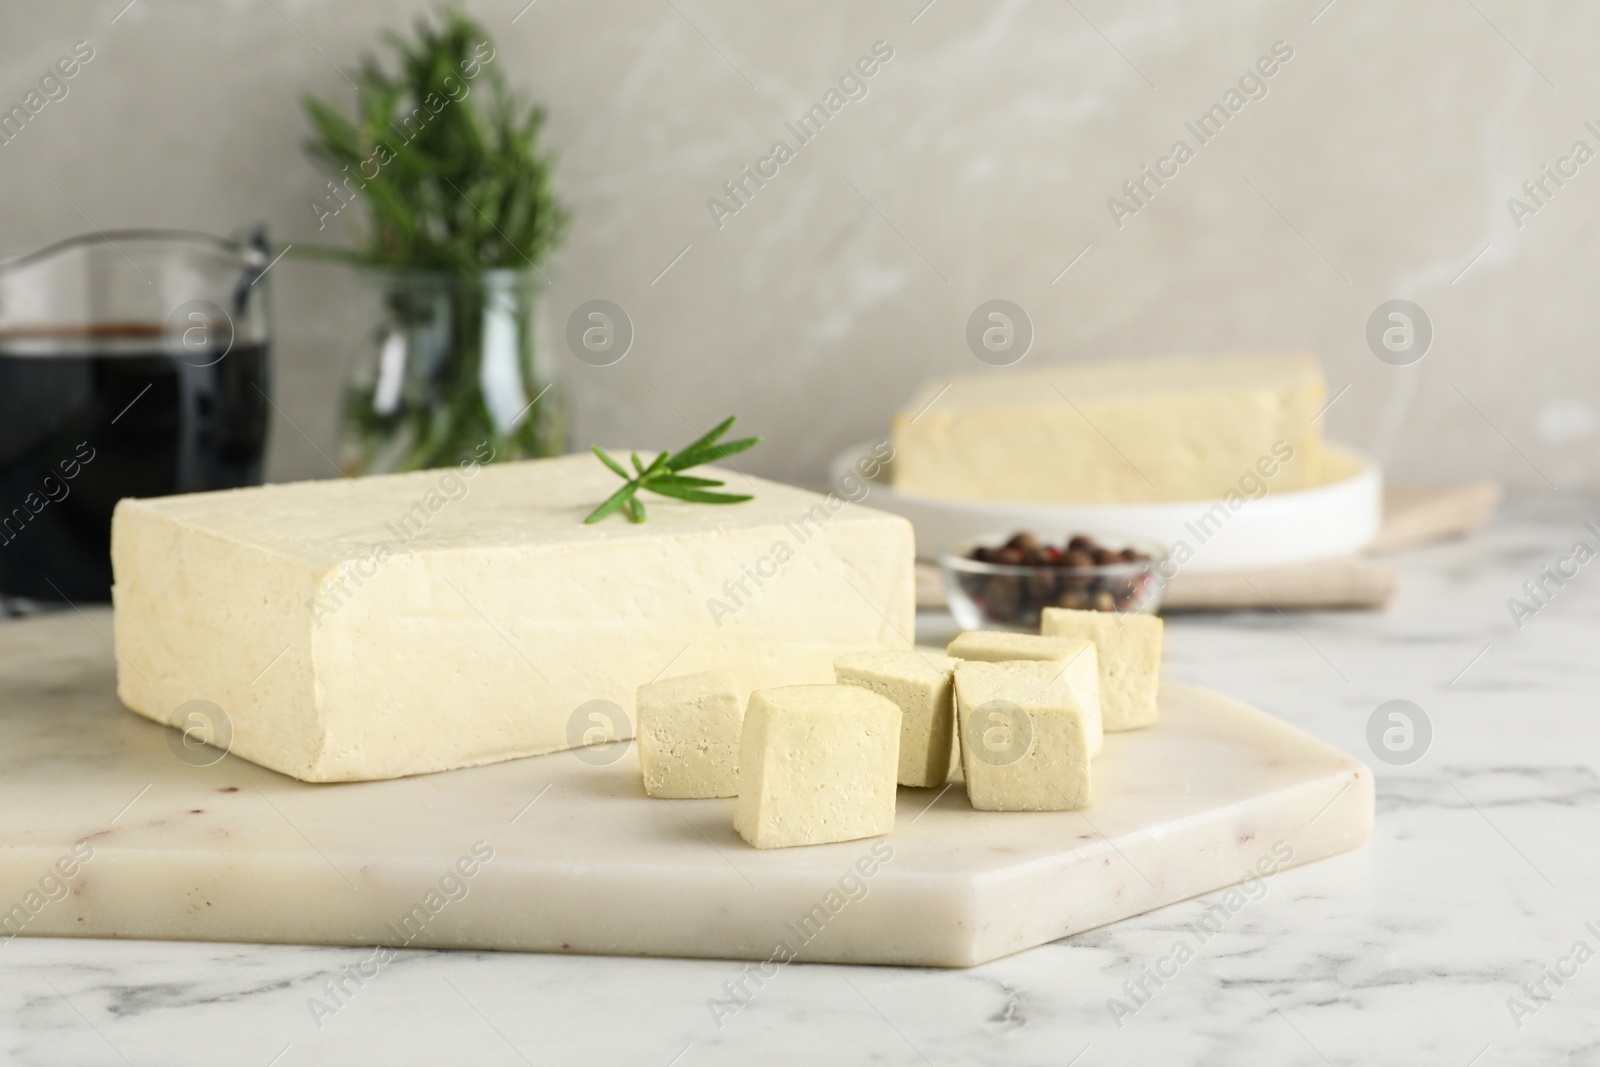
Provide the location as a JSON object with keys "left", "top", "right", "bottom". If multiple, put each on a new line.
{"left": 834, "top": 651, "right": 956, "bottom": 788}
{"left": 945, "top": 632, "right": 1102, "bottom": 757}
{"left": 1041, "top": 608, "right": 1162, "bottom": 731}
{"left": 733, "top": 685, "right": 901, "bottom": 849}
{"left": 636, "top": 671, "right": 745, "bottom": 798}
{"left": 953, "top": 661, "right": 1092, "bottom": 812}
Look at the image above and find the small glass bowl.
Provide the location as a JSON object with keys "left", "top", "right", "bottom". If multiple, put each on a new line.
{"left": 937, "top": 532, "right": 1169, "bottom": 631}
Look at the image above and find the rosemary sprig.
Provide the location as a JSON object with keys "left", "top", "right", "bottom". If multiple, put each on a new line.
{"left": 584, "top": 416, "right": 761, "bottom": 524}
{"left": 299, "top": 8, "right": 569, "bottom": 272}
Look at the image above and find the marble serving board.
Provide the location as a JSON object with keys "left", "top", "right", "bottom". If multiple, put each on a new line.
{"left": 0, "top": 611, "right": 1372, "bottom": 968}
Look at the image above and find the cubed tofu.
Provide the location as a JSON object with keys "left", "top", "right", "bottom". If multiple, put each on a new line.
{"left": 636, "top": 671, "right": 744, "bottom": 798}
{"left": 1041, "top": 608, "right": 1162, "bottom": 731}
{"left": 834, "top": 651, "right": 956, "bottom": 788}
{"left": 953, "top": 661, "right": 1092, "bottom": 812}
{"left": 733, "top": 685, "right": 901, "bottom": 849}
{"left": 945, "top": 632, "right": 1102, "bottom": 757}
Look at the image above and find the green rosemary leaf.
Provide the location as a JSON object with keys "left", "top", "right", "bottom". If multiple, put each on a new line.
{"left": 666, "top": 437, "right": 761, "bottom": 473}
{"left": 583, "top": 480, "right": 638, "bottom": 525}
{"left": 625, "top": 496, "right": 646, "bottom": 523}
{"left": 591, "top": 446, "right": 629, "bottom": 479}
{"left": 677, "top": 415, "right": 736, "bottom": 457}
{"left": 639, "top": 450, "right": 671, "bottom": 479}
{"left": 644, "top": 473, "right": 723, "bottom": 490}
{"left": 706, "top": 436, "right": 761, "bottom": 459}
{"left": 644, "top": 483, "right": 754, "bottom": 505}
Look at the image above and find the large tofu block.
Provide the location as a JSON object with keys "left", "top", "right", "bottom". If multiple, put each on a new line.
{"left": 835, "top": 650, "right": 956, "bottom": 788}
{"left": 953, "top": 661, "right": 1092, "bottom": 812}
{"left": 733, "top": 685, "right": 900, "bottom": 849}
{"left": 636, "top": 671, "right": 744, "bottom": 798}
{"left": 892, "top": 353, "right": 1324, "bottom": 503}
{"left": 945, "top": 632, "right": 1101, "bottom": 757}
{"left": 110, "top": 455, "right": 913, "bottom": 782}
{"left": 1042, "top": 608, "right": 1163, "bottom": 731}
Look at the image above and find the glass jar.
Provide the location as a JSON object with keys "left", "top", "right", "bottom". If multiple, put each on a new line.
{"left": 339, "top": 269, "right": 564, "bottom": 475}
{"left": 0, "top": 228, "right": 272, "bottom": 604}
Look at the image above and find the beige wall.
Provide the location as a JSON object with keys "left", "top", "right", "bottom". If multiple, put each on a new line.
{"left": 2, "top": 1, "right": 1595, "bottom": 489}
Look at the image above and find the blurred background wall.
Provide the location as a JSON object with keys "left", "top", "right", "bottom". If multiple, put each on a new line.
{"left": 1, "top": 0, "right": 1593, "bottom": 490}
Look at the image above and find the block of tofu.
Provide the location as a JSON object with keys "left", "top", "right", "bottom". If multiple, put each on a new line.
{"left": 1042, "top": 608, "right": 1163, "bottom": 731}
{"left": 953, "top": 661, "right": 1092, "bottom": 812}
{"left": 110, "top": 454, "right": 913, "bottom": 782}
{"left": 636, "top": 671, "right": 744, "bottom": 798}
{"left": 891, "top": 353, "right": 1324, "bottom": 503}
{"left": 945, "top": 632, "right": 1102, "bottom": 757}
{"left": 733, "top": 685, "right": 901, "bottom": 849}
{"left": 834, "top": 650, "right": 956, "bottom": 788}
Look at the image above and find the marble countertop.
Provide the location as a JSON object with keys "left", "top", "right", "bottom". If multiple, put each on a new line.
{"left": 4, "top": 492, "right": 1598, "bottom": 1067}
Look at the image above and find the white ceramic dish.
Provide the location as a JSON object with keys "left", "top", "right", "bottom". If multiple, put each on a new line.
{"left": 831, "top": 441, "right": 1382, "bottom": 573}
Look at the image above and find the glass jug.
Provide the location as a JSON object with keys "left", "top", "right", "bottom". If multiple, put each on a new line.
{"left": 0, "top": 229, "right": 273, "bottom": 607}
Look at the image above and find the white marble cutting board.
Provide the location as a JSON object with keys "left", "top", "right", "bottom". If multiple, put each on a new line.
{"left": 0, "top": 611, "right": 1372, "bottom": 968}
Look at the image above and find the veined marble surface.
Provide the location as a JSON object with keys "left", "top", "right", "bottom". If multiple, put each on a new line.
{"left": 4, "top": 492, "right": 1599, "bottom": 1066}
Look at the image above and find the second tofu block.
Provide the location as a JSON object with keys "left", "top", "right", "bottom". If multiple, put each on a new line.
{"left": 834, "top": 651, "right": 957, "bottom": 788}
{"left": 890, "top": 353, "right": 1324, "bottom": 503}
{"left": 733, "top": 685, "right": 901, "bottom": 849}
{"left": 945, "top": 632, "right": 1102, "bottom": 757}
{"left": 1041, "top": 608, "right": 1162, "bottom": 731}
{"left": 636, "top": 671, "right": 744, "bottom": 798}
{"left": 953, "top": 661, "right": 1092, "bottom": 812}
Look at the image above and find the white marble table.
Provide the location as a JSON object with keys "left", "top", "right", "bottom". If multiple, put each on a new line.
{"left": 4, "top": 493, "right": 1597, "bottom": 1067}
